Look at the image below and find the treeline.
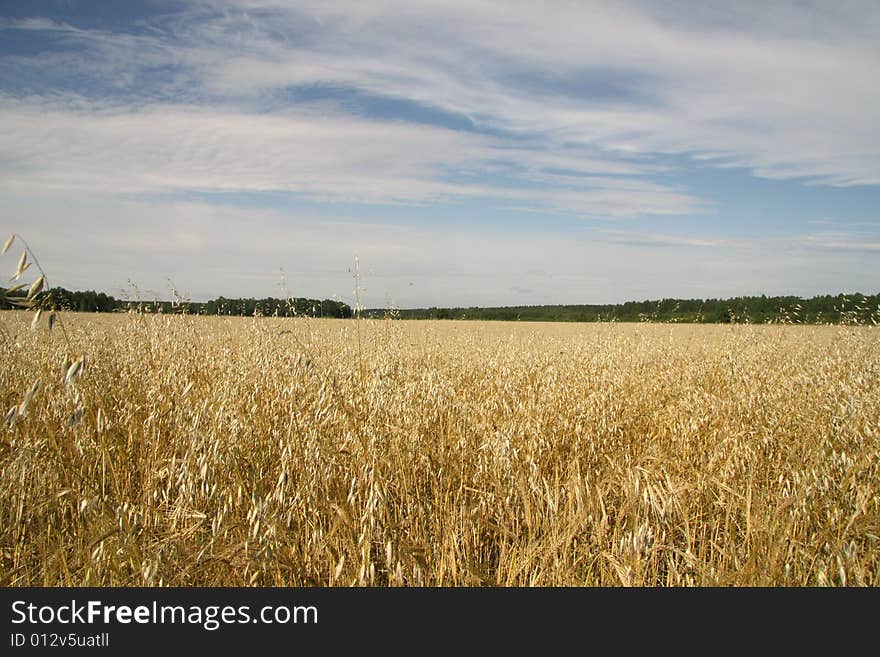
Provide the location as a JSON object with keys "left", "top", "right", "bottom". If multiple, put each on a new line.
{"left": 3, "top": 287, "right": 877, "bottom": 324}
{"left": 199, "top": 296, "right": 352, "bottom": 318}
{"left": 365, "top": 293, "right": 880, "bottom": 324}
{"left": 0, "top": 287, "right": 352, "bottom": 318}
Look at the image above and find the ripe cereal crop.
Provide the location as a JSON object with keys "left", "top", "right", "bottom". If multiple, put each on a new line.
{"left": 2, "top": 310, "right": 878, "bottom": 586}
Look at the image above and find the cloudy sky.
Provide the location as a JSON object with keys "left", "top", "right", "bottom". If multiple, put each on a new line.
{"left": 1, "top": 0, "right": 878, "bottom": 307}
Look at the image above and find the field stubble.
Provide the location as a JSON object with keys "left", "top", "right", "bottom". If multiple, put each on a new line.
{"left": 1, "top": 311, "right": 878, "bottom": 586}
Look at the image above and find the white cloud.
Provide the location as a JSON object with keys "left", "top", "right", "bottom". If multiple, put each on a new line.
{"left": 186, "top": 1, "right": 880, "bottom": 186}
{"left": 795, "top": 233, "right": 880, "bottom": 253}
{"left": 0, "top": 17, "right": 73, "bottom": 31}
{"left": 4, "top": 1, "right": 878, "bottom": 196}
{"left": 594, "top": 229, "right": 726, "bottom": 248}
{"left": 0, "top": 96, "right": 703, "bottom": 216}
{"left": 4, "top": 196, "right": 877, "bottom": 306}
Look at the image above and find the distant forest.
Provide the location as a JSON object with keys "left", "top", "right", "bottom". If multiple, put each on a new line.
{"left": 364, "top": 293, "right": 880, "bottom": 324}
{"left": 1, "top": 287, "right": 878, "bottom": 324}
{"left": 0, "top": 287, "right": 353, "bottom": 318}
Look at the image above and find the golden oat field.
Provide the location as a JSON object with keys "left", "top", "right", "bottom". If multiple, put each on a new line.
{"left": 1, "top": 311, "right": 878, "bottom": 586}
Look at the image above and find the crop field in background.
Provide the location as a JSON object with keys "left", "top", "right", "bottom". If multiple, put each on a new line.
{"left": 1, "top": 311, "right": 878, "bottom": 586}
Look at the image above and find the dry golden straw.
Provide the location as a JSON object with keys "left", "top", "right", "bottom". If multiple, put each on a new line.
{"left": 0, "top": 311, "right": 878, "bottom": 586}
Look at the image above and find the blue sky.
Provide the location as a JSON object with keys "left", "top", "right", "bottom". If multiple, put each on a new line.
{"left": 1, "top": 0, "right": 878, "bottom": 307}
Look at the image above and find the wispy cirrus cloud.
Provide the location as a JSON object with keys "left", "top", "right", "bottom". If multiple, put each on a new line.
{"left": 186, "top": 0, "right": 880, "bottom": 186}
{"left": 594, "top": 229, "right": 726, "bottom": 249}
{"left": 0, "top": 96, "right": 704, "bottom": 216}
{"left": 3, "top": 1, "right": 879, "bottom": 193}
{"left": 794, "top": 233, "right": 880, "bottom": 253}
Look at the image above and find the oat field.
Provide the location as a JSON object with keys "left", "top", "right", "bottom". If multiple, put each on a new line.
{"left": 1, "top": 311, "right": 878, "bottom": 586}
